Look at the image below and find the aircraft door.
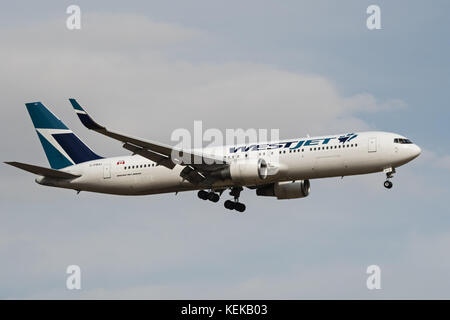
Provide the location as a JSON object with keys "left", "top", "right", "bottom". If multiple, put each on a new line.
{"left": 103, "top": 162, "right": 111, "bottom": 179}
{"left": 368, "top": 137, "right": 377, "bottom": 153}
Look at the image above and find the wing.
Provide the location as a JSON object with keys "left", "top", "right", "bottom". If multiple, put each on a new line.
{"left": 5, "top": 161, "right": 81, "bottom": 179}
{"left": 69, "top": 99, "right": 228, "bottom": 185}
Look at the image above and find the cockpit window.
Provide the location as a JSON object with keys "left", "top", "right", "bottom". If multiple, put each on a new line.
{"left": 394, "top": 138, "right": 413, "bottom": 144}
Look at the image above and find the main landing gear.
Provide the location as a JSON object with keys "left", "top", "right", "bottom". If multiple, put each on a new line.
{"left": 383, "top": 168, "right": 395, "bottom": 189}
{"left": 197, "top": 187, "right": 246, "bottom": 212}
{"left": 224, "top": 187, "right": 246, "bottom": 213}
{"left": 197, "top": 190, "right": 220, "bottom": 202}
{"left": 224, "top": 200, "right": 246, "bottom": 212}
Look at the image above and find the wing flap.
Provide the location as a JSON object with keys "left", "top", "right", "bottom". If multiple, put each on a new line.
{"left": 123, "top": 143, "right": 176, "bottom": 169}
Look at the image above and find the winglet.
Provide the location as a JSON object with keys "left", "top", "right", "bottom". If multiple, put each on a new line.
{"left": 69, "top": 98, "right": 105, "bottom": 131}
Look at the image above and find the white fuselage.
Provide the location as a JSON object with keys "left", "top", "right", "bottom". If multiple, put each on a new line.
{"left": 36, "top": 131, "right": 421, "bottom": 195}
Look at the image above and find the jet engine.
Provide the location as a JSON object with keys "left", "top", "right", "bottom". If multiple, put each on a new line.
{"left": 217, "top": 158, "right": 269, "bottom": 184}
{"left": 256, "top": 180, "right": 310, "bottom": 199}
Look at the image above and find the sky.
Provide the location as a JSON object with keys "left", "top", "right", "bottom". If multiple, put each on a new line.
{"left": 0, "top": 0, "right": 449, "bottom": 299}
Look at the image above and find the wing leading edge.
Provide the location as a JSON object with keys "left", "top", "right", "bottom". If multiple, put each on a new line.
{"left": 68, "top": 99, "right": 228, "bottom": 185}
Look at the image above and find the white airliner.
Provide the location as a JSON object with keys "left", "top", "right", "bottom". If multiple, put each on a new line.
{"left": 5, "top": 99, "right": 421, "bottom": 212}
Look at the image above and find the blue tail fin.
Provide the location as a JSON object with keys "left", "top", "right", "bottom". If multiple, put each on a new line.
{"left": 25, "top": 102, "right": 102, "bottom": 169}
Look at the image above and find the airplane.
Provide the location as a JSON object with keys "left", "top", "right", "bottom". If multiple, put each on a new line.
{"left": 5, "top": 99, "right": 421, "bottom": 212}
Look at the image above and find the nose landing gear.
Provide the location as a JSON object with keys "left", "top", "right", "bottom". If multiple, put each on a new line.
{"left": 383, "top": 167, "right": 395, "bottom": 189}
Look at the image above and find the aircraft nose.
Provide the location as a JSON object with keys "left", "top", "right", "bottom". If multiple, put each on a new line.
{"left": 412, "top": 144, "right": 421, "bottom": 159}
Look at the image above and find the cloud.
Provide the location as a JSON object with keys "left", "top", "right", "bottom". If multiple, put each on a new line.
{"left": 3, "top": 12, "right": 444, "bottom": 300}
{"left": 0, "top": 13, "right": 405, "bottom": 158}
{"left": 1, "top": 13, "right": 204, "bottom": 52}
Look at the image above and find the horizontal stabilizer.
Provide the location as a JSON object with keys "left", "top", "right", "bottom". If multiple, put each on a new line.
{"left": 4, "top": 161, "right": 81, "bottom": 179}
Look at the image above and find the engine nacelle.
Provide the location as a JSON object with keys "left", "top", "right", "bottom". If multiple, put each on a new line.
{"left": 256, "top": 180, "right": 310, "bottom": 199}
{"left": 218, "top": 158, "right": 269, "bottom": 185}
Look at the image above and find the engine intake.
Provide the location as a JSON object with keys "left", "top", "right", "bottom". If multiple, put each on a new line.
{"left": 256, "top": 180, "right": 310, "bottom": 199}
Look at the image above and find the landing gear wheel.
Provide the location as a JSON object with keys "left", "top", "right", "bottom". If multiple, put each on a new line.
{"left": 208, "top": 192, "right": 220, "bottom": 203}
{"left": 197, "top": 190, "right": 209, "bottom": 200}
{"left": 224, "top": 200, "right": 235, "bottom": 210}
{"left": 224, "top": 200, "right": 246, "bottom": 212}
{"left": 234, "top": 202, "right": 246, "bottom": 212}
{"left": 383, "top": 168, "right": 395, "bottom": 190}
{"left": 224, "top": 187, "right": 246, "bottom": 212}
